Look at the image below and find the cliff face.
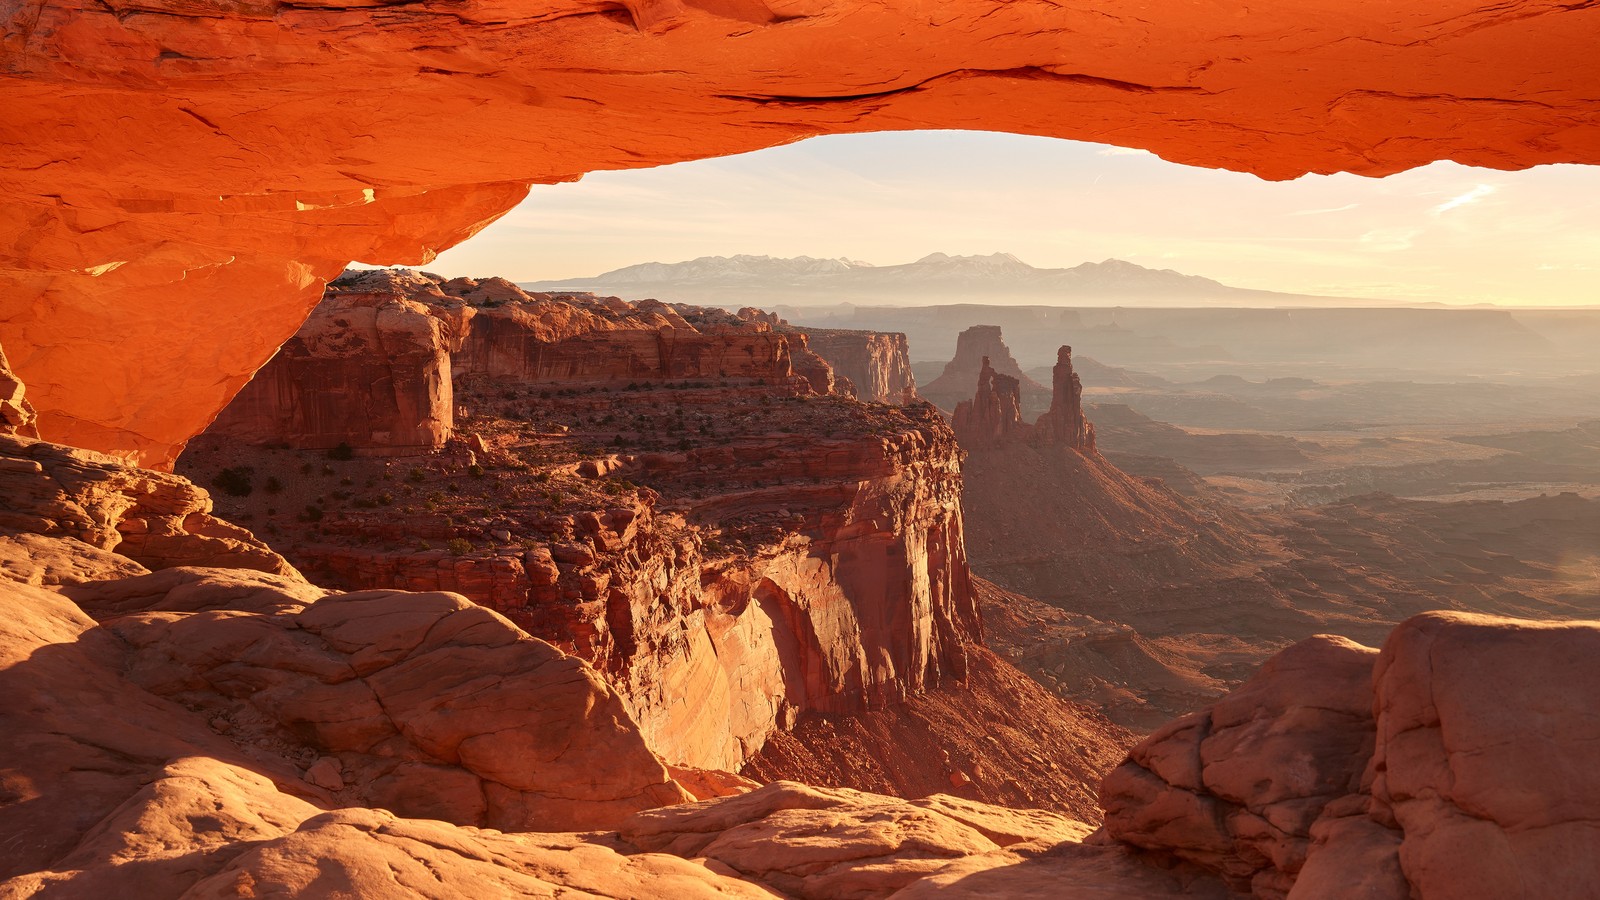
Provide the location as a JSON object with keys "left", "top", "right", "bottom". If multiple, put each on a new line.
{"left": 798, "top": 328, "right": 918, "bottom": 405}
{"left": 209, "top": 269, "right": 820, "bottom": 454}
{"left": 186, "top": 281, "right": 978, "bottom": 773}
{"left": 291, "top": 411, "right": 978, "bottom": 772}
{"left": 206, "top": 280, "right": 454, "bottom": 453}
{"left": 453, "top": 297, "right": 796, "bottom": 384}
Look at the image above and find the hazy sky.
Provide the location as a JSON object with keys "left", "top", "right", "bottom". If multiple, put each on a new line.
{"left": 423, "top": 130, "right": 1600, "bottom": 307}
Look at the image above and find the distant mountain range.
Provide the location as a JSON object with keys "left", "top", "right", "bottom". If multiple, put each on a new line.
{"left": 521, "top": 252, "right": 1392, "bottom": 307}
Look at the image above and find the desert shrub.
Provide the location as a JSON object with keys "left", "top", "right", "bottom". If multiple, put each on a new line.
{"left": 212, "top": 467, "right": 254, "bottom": 497}
{"left": 447, "top": 537, "right": 472, "bottom": 556}
{"left": 262, "top": 476, "right": 283, "bottom": 494}
{"left": 326, "top": 442, "right": 354, "bottom": 461}
{"left": 300, "top": 504, "right": 324, "bottom": 522}
{"left": 467, "top": 463, "right": 485, "bottom": 477}
{"left": 407, "top": 468, "right": 427, "bottom": 483}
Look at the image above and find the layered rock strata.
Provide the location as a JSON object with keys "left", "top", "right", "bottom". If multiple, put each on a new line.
{"left": 210, "top": 269, "right": 824, "bottom": 453}
{"left": 193, "top": 394, "right": 979, "bottom": 774}
{"left": 795, "top": 327, "right": 919, "bottom": 405}
{"left": 188, "top": 291, "right": 978, "bottom": 774}
{"left": 205, "top": 275, "right": 454, "bottom": 453}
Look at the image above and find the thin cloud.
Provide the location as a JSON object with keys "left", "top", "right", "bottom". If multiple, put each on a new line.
{"left": 1290, "top": 203, "right": 1359, "bottom": 216}
{"left": 1433, "top": 184, "right": 1495, "bottom": 215}
{"left": 1359, "top": 228, "right": 1421, "bottom": 252}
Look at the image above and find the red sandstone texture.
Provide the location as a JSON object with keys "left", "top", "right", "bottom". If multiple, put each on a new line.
{"left": 210, "top": 268, "right": 815, "bottom": 452}
{"left": 0, "top": 348, "right": 38, "bottom": 439}
{"left": 1100, "top": 612, "right": 1600, "bottom": 898}
{"left": 7, "top": 0, "right": 1600, "bottom": 465}
{"left": 188, "top": 277, "right": 976, "bottom": 774}
{"left": 792, "top": 327, "right": 919, "bottom": 405}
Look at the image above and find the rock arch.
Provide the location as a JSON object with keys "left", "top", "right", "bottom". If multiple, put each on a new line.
{"left": 4, "top": 0, "right": 1599, "bottom": 464}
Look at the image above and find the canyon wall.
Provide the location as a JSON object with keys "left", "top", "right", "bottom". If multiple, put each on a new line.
{"left": 300, "top": 420, "right": 979, "bottom": 772}
{"left": 209, "top": 269, "right": 817, "bottom": 452}
{"left": 797, "top": 328, "right": 918, "bottom": 405}
{"left": 205, "top": 278, "right": 454, "bottom": 453}
{"left": 191, "top": 279, "right": 975, "bottom": 772}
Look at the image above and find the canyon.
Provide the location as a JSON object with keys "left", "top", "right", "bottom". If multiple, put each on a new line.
{"left": 179, "top": 271, "right": 1132, "bottom": 819}
{"left": 6, "top": 1, "right": 1600, "bottom": 896}
{"left": 942, "top": 325, "right": 1600, "bottom": 733}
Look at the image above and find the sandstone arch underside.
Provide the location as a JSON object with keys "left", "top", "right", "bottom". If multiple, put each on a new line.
{"left": 4, "top": 0, "right": 1599, "bottom": 466}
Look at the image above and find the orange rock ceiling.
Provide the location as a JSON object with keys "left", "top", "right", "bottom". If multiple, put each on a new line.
{"left": 4, "top": 0, "right": 1600, "bottom": 466}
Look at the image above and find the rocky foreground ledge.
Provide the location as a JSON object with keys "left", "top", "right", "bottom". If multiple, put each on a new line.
{"left": 3, "top": 439, "right": 1597, "bottom": 897}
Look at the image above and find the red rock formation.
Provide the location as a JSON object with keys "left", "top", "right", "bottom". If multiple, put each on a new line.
{"left": 951, "top": 356, "right": 1026, "bottom": 446}
{"left": 0, "top": 433, "right": 297, "bottom": 578}
{"left": 1036, "top": 345, "right": 1096, "bottom": 451}
{"left": 797, "top": 328, "right": 919, "bottom": 405}
{"left": 949, "top": 340, "right": 1097, "bottom": 455}
{"left": 0, "top": 346, "right": 38, "bottom": 439}
{"left": 1099, "top": 611, "right": 1600, "bottom": 899}
{"left": 206, "top": 275, "right": 454, "bottom": 453}
{"left": 922, "top": 325, "right": 1047, "bottom": 414}
{"left": 191, "top": 365, "right": 978, "bottom": 773}
{"left": 207, "top": 271, "right": 844, "bottom": 455}
{"left": 5, "top": 1, "right": 1600, "bottom": 464}
{"left": 787, "top": 335, "right": 842, "bottom": 397}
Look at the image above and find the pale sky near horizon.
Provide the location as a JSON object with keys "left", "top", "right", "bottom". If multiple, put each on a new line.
{"left": 421, "top": 130, "right": 1600, "bottom": 307}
